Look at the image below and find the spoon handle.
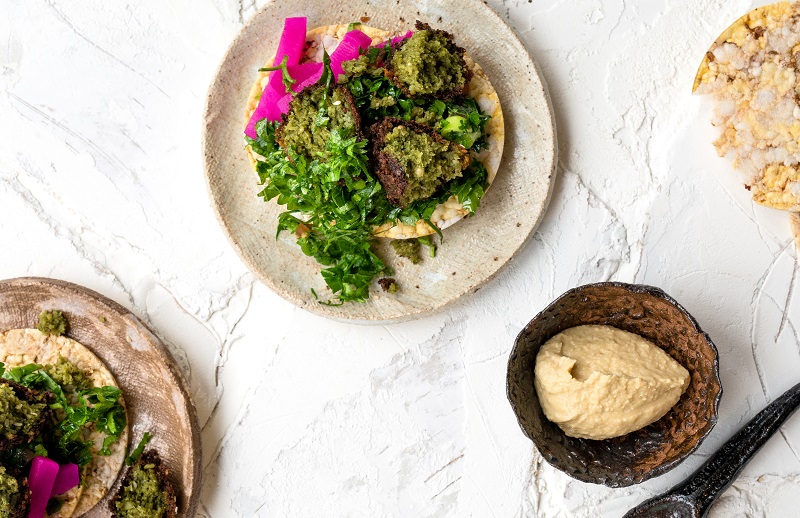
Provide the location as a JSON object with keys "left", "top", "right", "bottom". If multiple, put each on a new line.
{"left": 676, "top": 381, "right": 800, "bottom": 514}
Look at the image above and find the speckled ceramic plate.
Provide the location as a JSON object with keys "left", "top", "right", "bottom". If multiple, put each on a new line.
{"left": 0, "top": 277, "right": 201, "bottom": 517}
{"left": 203, "top": 0, "right": 556, "bottom": 323}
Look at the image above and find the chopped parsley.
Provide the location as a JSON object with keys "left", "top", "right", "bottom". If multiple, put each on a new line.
{"left": 259, "top": 55, "right": 296, "bottom": 91}
{"left": 126, "top": 432, "right": 153, "bottom": 466}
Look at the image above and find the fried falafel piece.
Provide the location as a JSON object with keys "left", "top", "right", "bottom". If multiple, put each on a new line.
{"left": 370, "top": 117, "right": 470, "bottom": 208}
{"left": 275, "top": 84, "right": 364, "bottom": 161}
{"left": 0, "top": 379, "right": 54, "bottom": 452}
{"left": 111, "top": 450, "right": 177, "bottom": 518}
{"left": 386, "top": 21, "right": 473, "bottom": 101}
{"left": 0, "top": 465, "right": 29, "bottom": 518}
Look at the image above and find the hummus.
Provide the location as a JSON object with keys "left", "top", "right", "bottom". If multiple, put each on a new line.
{"left": 534, "top": 325, "right": 690, "bottom": 440}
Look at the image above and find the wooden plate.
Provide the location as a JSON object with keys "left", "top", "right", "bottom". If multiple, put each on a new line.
{"left": 0, "top": 277, "right": 201, "bottom": 517}
{"left": 203, "top": 0, "right": 557, "bottom": 323}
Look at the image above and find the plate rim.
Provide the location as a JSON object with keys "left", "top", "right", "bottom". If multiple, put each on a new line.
{"left": 0, "top": 276, "right": 202, "bottom": 517}
{"left": 202, "top": 0, "right": 558, "bottom": 323}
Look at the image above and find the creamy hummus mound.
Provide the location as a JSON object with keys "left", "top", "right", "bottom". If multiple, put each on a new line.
{"left": 534, "top": 325, "right": 690, "bottom": 440}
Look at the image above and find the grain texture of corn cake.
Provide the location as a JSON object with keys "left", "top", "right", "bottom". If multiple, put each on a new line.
{"left": 694, "top": 1, "right": 800, "bottom": 213}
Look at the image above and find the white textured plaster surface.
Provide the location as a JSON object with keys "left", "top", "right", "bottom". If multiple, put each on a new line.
{"left": 0, "top": 0, "right": 798, "bottom": 516}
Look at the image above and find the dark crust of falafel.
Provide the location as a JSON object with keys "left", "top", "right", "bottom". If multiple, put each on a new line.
{"left": 110, "top": 450, "right": 177, "bottom": 518}
{"left": 0, "top": 379, "right": 54, "bottom": 452}
{"left": 385, "top": 21, "right": 473, "bottom": 102}
{"left": 369, "top": 117, "right": 470, "bottom": 208}
{"left": 274, "top": 84, "right": 365, "bottom": 158}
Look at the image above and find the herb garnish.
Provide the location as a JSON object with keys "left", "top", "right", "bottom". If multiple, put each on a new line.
{"left": 126, "top": 432, "right": 153, "bottom": 466}
{"left": 259, "top": 55, "right": 297, "bottom": 91}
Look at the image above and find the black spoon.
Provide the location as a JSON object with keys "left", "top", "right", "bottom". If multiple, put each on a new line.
{"left": 623, "top": 381, "right": 800, "bottom": 518}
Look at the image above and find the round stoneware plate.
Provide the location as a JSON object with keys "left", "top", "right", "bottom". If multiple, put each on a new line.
{"left": 0, "top": 277, "right": 201, "bottom": 517}
{"left": 203, "top": 0, "right": 556, "bottom": 323}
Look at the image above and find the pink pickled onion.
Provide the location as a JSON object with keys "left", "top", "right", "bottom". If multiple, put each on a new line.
{"left": 245, "top": 25, "right": 411, "bottom": 140}
{"left": 377, "top": 31, "right": 413, "bottom": 48}
{"left": 51, "top": 463, "right": 80, "bottom": 496}
{"left": 245, "top": 17, "right": 307, "bottom": 138}
{"left": 276, "top": 94, "right": 293, "bottom": 114}
{"left": 28, "top": 456, "right": 59, "bottom": 518}
{"left": 288, "top": 62, "right": 323, "bottom": 92}
{"left": 271, "top": 17, "right": 307, "bottom": 69}
{"left": 329, "top": 30, "right": 374, "bottom": 79}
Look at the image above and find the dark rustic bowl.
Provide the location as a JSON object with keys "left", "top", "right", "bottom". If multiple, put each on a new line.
{"left": 507, "top": 282, "right": 722, "bottom": 487}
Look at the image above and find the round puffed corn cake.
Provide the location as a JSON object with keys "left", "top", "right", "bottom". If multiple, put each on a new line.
{"left": 694, "top": 1, "right": 800, "bottom": 214}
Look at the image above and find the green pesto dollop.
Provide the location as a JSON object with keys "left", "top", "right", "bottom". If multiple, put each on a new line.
{"left": 0, "top": 384, "right": 46, "bottom": 440}
{"left": 391, "top": 30, "right": 466, "bottom": 97}
{"left": 383, "top": 126, "right": 466, "bottom": 206}
{"left": 43, "top": 357, "right": 92, "bottom": 392}
{"left": 408, "top": 106, "right": 441, "bottom": 127}
{"left": 370, "top": 96, "right": 396, "bottom": 110}
{"left": 391, "top": 239, "right": 422, "bottom": 264}
{"left": 114, "top": 463, "right": 166, "bottom": 518}
{"left": 36, "top": 310, "right": 68, "bottom": 337}
{"left": 279, "top": 87, "right": 357, "bottom": 160}
{"left": 342, "top": 55, "right": 371, "bottom": 78}
{"left": 0, "top": 467, "right": 20, "bottom": 516}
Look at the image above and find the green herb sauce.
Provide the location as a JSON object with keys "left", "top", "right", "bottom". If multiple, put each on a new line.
{"left": 391, "top": 30, "right": 466, "bottom": 97}
{"left": 279, "top": 87, "right": 357, "bottom": 160}
{"left": 391, "top": 239, "right": 422, "bottom": 264}
{"left": 36, "top": 310, "right": 68, "bottom": 337}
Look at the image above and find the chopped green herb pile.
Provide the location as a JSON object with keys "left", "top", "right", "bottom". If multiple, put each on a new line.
{"left": 36, "top": 310, "right": 68, "bottom": 337}
{"left": 42, "top": 357, "right": 92, "bottom": 392}
{"left": 0, "top": 359, "right": 126, "bottom": 468}
{"left": 250, "top": 32, "right": 491, "bottom": 303}
{"left": 390, "top": 27, "right": 467, "bottom": 97}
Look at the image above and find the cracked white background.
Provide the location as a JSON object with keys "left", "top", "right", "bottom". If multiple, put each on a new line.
{"left": 1, "top": 0, "right": 799, "bottom": 516}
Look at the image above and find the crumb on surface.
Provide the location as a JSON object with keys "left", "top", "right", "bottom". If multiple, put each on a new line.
{"left": 36, "top": 310, "right": 68, "bottom": 337}
{"left": 378, "top": 278, "right": 400, "bottom": 293}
